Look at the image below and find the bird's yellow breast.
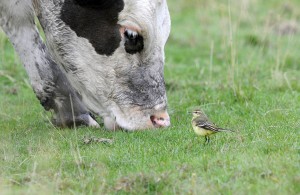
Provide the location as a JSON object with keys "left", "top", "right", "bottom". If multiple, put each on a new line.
{"left": 192, "top": 125, "right": 215, "bottom": 136}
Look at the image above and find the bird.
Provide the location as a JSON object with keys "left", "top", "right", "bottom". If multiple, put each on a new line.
{"left": 191, "top": 109, "right": 234, "bottom": 144}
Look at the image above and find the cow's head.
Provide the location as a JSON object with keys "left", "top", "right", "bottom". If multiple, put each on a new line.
{"left": 36, "top": 0, "right": 171, "bottom": 130}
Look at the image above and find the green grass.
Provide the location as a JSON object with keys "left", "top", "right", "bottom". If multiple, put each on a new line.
{"left": 1, "top": 0, "right": 300, "bottom": 194}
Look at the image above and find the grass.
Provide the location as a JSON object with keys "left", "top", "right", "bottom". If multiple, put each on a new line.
{"left": 0, "top": 0, "right": 300, "bottom": 194}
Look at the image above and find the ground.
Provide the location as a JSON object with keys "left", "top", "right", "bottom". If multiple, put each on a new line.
{"left": 0, "top": 0, "right": 299, "bottom": 194}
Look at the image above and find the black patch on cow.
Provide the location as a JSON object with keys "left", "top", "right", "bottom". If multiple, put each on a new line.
{"left": 74, "top": 0, "right": 123, "bottom": 10}
{"left": 124, "top": 30, "right": 144, "bottom": 54}
{"left": 60, "top": 0, "right": 124, "bottom": 56}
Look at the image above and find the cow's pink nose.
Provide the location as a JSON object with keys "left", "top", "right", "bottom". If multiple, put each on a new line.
{"left": 150, "top": 112, "right": 171, "bottom": 128}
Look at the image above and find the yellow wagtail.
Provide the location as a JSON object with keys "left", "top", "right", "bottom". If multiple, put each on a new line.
{"left": 191, "top": 109, "right": 234, "bottom": 144}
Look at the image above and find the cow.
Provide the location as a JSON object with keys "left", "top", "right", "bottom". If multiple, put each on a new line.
{"left": 0, "top": 0, "right": 171, "bottom": 131}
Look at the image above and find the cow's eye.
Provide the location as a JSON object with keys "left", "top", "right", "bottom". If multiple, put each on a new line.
{"left": 124, "top": 29, "right": 144, "bottom": 54}
{"left": 125, "top": 29, "right": 138, "bottom": 40}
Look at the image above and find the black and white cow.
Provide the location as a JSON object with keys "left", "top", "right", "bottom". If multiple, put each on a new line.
{"left": 0, "top": 0, "right": 171, "bottom": 130}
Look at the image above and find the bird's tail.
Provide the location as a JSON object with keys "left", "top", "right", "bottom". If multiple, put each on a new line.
{"left": 218, "top": 128, "right": 235, "bottom": 132}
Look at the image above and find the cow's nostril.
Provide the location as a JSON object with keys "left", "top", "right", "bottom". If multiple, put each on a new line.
{"left": 150, "top": 112, "right": 171, "bottom": 128}
{"left": 150, "top": 115, "right": 157, "bottom": 126}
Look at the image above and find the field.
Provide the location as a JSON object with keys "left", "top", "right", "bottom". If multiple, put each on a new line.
{"left": 0, "top": 0, "right": 299, "bottom": 194}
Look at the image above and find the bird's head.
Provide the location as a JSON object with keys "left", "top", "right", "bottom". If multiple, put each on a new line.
{"left": 192, "top": 109, "right": 206, "bottom": 117}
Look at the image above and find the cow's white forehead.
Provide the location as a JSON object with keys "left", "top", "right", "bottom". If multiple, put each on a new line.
{"left": 118, "top": 0, "right": 170, "bottom": 51}
{"left": 118, "top": 0, "right": 168, "bottom": 32}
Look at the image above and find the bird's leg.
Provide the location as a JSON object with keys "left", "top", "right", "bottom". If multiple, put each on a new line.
{"left": 205, "top": 136, "right": 210, "bottom": 144}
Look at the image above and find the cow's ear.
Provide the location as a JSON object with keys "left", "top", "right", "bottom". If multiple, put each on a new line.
{"left": 74, "top": 0, "right": 124, "bottom": 10}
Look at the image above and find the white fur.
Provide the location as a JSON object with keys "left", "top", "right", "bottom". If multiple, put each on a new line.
{"left": 88, "top": 116, "right": 100, "bottom": 128}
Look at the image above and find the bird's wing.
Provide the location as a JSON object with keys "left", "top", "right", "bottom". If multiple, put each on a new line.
{"left": 196, "top": 120, "right": 220, "bottom": 132}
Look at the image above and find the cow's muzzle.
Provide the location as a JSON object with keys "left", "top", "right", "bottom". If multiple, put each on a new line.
{"left": 150, "top": 111, "right": 171, "bottom": 128}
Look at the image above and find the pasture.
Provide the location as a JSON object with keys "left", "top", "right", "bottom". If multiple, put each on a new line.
{"left": 0, "top": 0, "right": 299, "bottom": 194}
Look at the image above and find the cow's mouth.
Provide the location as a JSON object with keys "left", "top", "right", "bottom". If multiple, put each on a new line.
{"left": 104, "top": 106, "right": 170, "bottom": 131}
{"left": 150, "top": 112, "right": 171, "bottom": 128}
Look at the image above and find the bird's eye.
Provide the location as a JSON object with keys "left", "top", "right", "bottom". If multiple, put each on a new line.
{"left": 124, "top": 29, "right": 144, "bottom": 54}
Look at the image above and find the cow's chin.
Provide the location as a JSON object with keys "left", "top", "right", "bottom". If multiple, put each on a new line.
{"left": 104, "top": 108, "right": 154, "bottom": 131}
{"left": 103, "top": 105, "right": 171, "bottom": 131}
